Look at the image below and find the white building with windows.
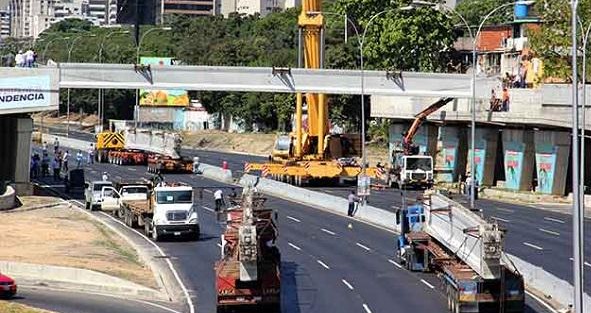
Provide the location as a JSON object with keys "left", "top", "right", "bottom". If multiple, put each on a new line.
{"left": 0, "top": 7, "right": 10, "bottom": 38}
{"left": 218, "top": 0, "right": 299, "bottom": 18}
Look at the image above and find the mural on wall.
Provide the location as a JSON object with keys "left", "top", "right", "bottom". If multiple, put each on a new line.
{"left": 535, "top": 144, "right": 557, "bottom": 194}
{"left": 468, "top": 147, "right": 486, "bottom": 185}
{"left": 504, "top": 142, "right": 525, "bottom": 190}
{"left": 440, "top": 145, "right": 458, "bottom": 182}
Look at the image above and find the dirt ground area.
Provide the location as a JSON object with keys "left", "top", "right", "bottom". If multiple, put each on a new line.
{"left": 0, "top": 302, "right": 54, "bottom": 313}
{"left": 31, "top": 112, "right": 98, "bottom": 131}
{"left": 0, "top": 196, "right": 156, "bottom": 289}
{"left": 183, "top": 130, "right": 390, "bottom": 165}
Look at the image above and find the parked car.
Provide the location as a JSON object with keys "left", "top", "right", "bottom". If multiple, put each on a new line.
{"left": 84, "top": 180, "right": 113, "bottom": 210}
{"left": 0, "top": 273, "right": 17, "bottom": 298}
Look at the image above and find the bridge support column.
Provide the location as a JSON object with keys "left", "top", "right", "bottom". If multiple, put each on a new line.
{"left": 533, "top": 130, "right": 570, "bottom": 195}
{"left": 388, "top": 123, "right": 438, "bottom": 164}
{"left": 501, "top": 129, "right": 535, "bottom": 191}
{"left": 0, "top": 116, "right": 33, "bottom": 195}
{"left": 467, "top": 128, "right": 499, "bottom": 186}
{"left": 437, "top": 126, "right": 468, "bottom": 183}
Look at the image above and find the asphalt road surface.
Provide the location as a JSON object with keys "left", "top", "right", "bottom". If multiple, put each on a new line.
{"left": 47, "top": 125, "right": 591, "bottom": 291}
{"left": 13, "top": 287, "right": 182, "bottom": 313}
{"left": 31, "top": 142, "right": 553, "bottom": 313}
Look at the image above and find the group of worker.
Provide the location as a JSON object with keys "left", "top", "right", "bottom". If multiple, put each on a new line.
{"left": 30, "top": 138, "right": 94, "bottom": 181}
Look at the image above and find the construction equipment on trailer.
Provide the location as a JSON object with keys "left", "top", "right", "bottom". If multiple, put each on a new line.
{"left": 215, "top": 188, "right": 280, "bottom": 313}
{"left": 383, "top": 98, "right": 454, "bottom": 188}
{"left": 243, "top": 0, "right": 380, "bottom": 185}
{"left": 95, "top": 124, "right": 193, "bottom": 173}
{"left": 395, "top": 192, "right": 524, "bottom": 312}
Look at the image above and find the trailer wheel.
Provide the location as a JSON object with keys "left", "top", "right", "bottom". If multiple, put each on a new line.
{"left": 151, "top": 225, "right": 160, "bottom": 241}
{"left": 85, "top": 201, "right": 90, "bottom": 210}
{"left": 144, "top": 222, "right": 151, "bottom": 236}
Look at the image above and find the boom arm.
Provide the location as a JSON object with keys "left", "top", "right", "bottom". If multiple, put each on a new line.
{"left": 403, "top": 97, "right": 454, "bottom": 154}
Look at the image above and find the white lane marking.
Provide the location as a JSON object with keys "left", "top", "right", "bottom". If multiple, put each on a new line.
{"left": 115, "top": 175, "right": 122, "bottom": 180}
{"left": 202, "top": 206, "right": 214, "bottom": 213}
{"left": 388, "top": 259, "right": 403, "bottom": 269}
{"left": 391, "top": 205, "right": 400, "bottom": 210}
{"left": 491, "top": 216, "right": 510, "bottom": 223}
{"left": 356, "top": 242, "right": 371, "bottom": 251}
{"left": 286, "top": 215, "right": 301, "bottom": 223}
{"left": 288, "top": 242, "right": 301, "bottom": 251}
{"left": 544, "top": 217, "right": 565, "bottom": 224}
{"left": 585, "top": 262, "right": 591, "bottom": 268}
{"left": 341, "top": 279, "right": 354, "bottom": 290}
{"left": 128, "top": 168, "right": 137, "bottom": 171}
{"left": 204, "top": 189, "right": 213, "bottom": 194}
{"left": 324, "top": 190, "right": 334, "bottom": 194}
{"left": 523, "top": 242, "right": 544, "bottom": 250}
{"left": 216, "top": 243, "right": 222, "bottom": 248}
{"left": 538, "top": 228, "right": 560, "bottom": 236}
{"left": 321, "top": 228, "right": 336, "bottom": 235}
{"left": 316, "top": 260, "right": 330, "bottom": 270}
{"left": 496, "top": 207, "right": 515, "bottom": 213}
{"left": 420, "top": 279, "right": 435, "bottom": 289}
{"left": 362, "top": 304, "right": 372, "bottom": 313}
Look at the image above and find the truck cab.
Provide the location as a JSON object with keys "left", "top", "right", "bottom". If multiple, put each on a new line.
{"left": 390, "top": 155, "right": 434, "bottom": 189}
{"left": 150, "top": 185, "right": 200, "bottom": 241}
{"left": 84, "top": 181, "right": 113, "bottom": 210}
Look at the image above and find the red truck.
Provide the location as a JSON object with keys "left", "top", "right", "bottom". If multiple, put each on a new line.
{"left": 215, "top": 190, "right": 281, "bottom": 313}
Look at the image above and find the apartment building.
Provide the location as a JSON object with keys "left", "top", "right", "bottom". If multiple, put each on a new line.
{"left": 10, "top": 0, "right": 55, "bottom": 38}
{"left": 218, "top": 0, "right": 299, "bottom": 17}
{"left": 163, "top": 0, "right": 214, "bottom": 16}
{"left": 88, "top": 0, "right": 117, "bottom": 25}
{"left": 0, "top": 7, "right": 9, "bottom": 38}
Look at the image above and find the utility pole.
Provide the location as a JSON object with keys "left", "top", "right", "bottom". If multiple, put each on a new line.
{"left": 134, "top": 0, "right": 140, "bottom": 46}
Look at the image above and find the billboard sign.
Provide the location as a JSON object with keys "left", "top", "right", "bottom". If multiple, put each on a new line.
{"left": 0, "top": 69, "right": 58, "bottom": 113}
{"left": 504, "top": 142, "right": 525, "bottom": 190}
{"left": 535, "top": 144, "right": 557, "bottom": 194}
{"left": 139, "top": 57, "right": 189, "bottom": 107}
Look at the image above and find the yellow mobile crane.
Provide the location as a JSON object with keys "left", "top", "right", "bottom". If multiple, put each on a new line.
{"left": 246, "top": 0, "right": 379, "bottom": 185}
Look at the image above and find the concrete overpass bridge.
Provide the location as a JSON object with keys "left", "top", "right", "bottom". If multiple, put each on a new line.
{"left": 371, "top": 84, "right": 584, "bottom": 197}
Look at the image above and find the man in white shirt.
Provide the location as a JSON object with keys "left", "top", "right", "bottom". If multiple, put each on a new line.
{"left": 214, "top": 189, "right": 224, "bottom": 212}
{"left": 15, "top": 50, "right": 24, "bottom": 67}
{"left": 24, "top": 49, "right": 34, "bottom": 67}
{"left": 63, "top": 150, "right": 69, "bottom": 172}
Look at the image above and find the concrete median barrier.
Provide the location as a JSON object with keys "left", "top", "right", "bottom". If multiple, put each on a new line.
{"left": 198, "top": 163, "right": 233, "bottom": 184}
{"left": 0, "top": 261, "right": 162, "bottom": 300}
{"left": 239, "top": 174, "right": 399, "bottom": 232}
{"left": 41, "top": 134, "right": 89, "bottom": 151}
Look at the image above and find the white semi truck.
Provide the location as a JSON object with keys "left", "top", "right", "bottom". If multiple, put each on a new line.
{"left": 101, "top": 181, "right": 200, "bottom": 241}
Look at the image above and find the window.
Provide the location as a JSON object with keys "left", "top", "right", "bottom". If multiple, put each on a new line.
{"left": 156, "top": 190, "right": 193, "bottom": 204}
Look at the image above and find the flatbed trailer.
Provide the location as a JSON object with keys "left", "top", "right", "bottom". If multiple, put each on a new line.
{"left": 397, "top": 205, "right": 525, "bottom": 313}
{"left": 107, "top": 150, "right": 147, "bottom": 165}
{"left": 147, "top": 155, "right": 193, "bottom": 173}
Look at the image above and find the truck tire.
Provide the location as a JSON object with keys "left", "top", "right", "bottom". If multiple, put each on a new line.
{"left": 192, "top": 225, "right": 201, "bottom": 241}
{"left": 144, "top": 222, "right": 151, "bottom": 237}
{"left": 85, "top": 201, "right": 90, "bottom": 210}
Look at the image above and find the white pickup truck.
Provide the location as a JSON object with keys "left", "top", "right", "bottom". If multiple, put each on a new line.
{"left": 84, "top": 181, "right": 113, "bottom": 211}
{"left": 100, "top": 183, "right": 150, "bottom": 216}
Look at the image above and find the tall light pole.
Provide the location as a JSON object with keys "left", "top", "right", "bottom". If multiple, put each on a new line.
{"left": 41, "top": 36, "right": 70, "bottom": 64}
{"left": 134, "top": 27, "right": 172, "bottom": 130}
{"left": 571, "top": 1, "right": 584, "bottom": 312}
{"left": 66, "top": 33, "right": 96, "bottom": 137}
{"left": 98, "top": 30, "right": 131, "bottom": 131}
{"left": 577, "top": 18, "right": 591, "bottom": 221}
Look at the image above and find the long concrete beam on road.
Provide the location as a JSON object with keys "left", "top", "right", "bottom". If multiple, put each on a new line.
{"left": 52, "top": 63, "right": 497, "bottom": 99}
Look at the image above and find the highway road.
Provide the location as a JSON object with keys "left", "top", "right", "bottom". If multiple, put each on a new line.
{"left": 14, "top": 287, "right": 183, "bottom": 313}
{"left": 43, "top": 126, "right": 591, "bottom": 292}
{"left": 30, "top": 142, "right": 553, "bottom": 313}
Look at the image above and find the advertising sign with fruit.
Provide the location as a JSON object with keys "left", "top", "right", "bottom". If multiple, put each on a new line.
{"left": 139, "top": 57, "right": 190, "bottom": 107}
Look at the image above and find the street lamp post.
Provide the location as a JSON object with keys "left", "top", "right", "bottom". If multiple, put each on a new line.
{"left": 41, "top": 36, "right": 70, "bottom": 64}
{"left": 134, "top": 27, "right": 172, "bottom": 130}
{"left": 66, "top": 34, "right": 96, "bottom": 137}
{"left": 98, "top": 30, "right": 131, "bottom": 131}
{"left": 571, "top": 1, "right": 584, "bottom": 312}
{"left": 577, "top": 19, "right": 591, "bottom": 222}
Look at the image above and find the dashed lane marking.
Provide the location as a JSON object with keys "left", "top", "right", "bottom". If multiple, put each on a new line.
{"left": 321, "top": 228, "right": 336, "bottom": 235}
{"left": 491, "top": 216, "right": 510, "bottom": 223}
{"left": 316, "top": 260, "right": 330, "bottom": 270}
{"left": 288, "top": 243, "right": 301, "bottom": 251}
{"left": 216, "top": 243, "right": 222, "bottom": 248}
{"left": 362, "top": 304, "right": 372, "bottom": 313}
{"left": 356, "top": 242, "right": 371, "bottom": 251}
{"left": 496, "top": 207, "right": 515, "bottom": 213}
{"left": 544, "top": 217, "right": 565, "bottom": 224}
{"left": 420, "top": 279, "right": 435, "bottom": 289}
{"left": 341, "top": 279, "right": 354, "bottom": 290}
{"left": 388, "top": 259, "right": 403, "bottom": 269}
{"left": 202, "top": 206, "right": 214, "bottom": 213}
{"left": 523, "top": 242, "right": 544, "bottom": 250}
{"left": 204, "top": 189, "right": 213, "bottom": 194}
{"left": 128, "top": 168, "right": 137, "bottom": 171}
{"left": 538, "top": 228, "right": 560, "bottom": 236}
{"left": 286, "top": 216, "right": 301, "bottom": 223}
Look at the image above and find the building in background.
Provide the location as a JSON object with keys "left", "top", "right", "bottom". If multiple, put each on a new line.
{"left": 10, "top": 0, "right": 55, "bottom": 38}
{"left": 116, "top": 0, "right": 158, "bottom": 25}
{"left": 88, "top": 0, "right": 118, "bottom": 25}
{"left": 0, "top": 7, "right": 10, "bottom": 39}
{"left": 162, "top": 0, "right": 214, "bottom": 17}
{"left": 218, "top": 0, "right": 299, "bottom": 18}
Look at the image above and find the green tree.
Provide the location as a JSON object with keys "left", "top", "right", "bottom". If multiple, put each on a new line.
{"left": 454, "top": 0, "right": 515, "bottom": 27}
{"left": 528, "top": 0, "right": 591, "bottom": 82}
